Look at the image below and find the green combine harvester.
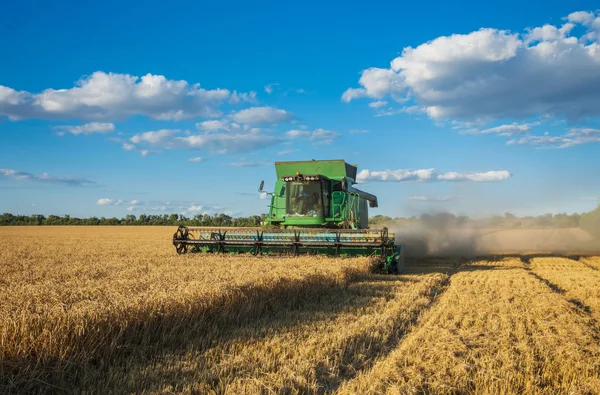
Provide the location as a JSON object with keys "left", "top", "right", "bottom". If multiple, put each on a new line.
{"left": 173, "top": 159, "right": 403, "bottom": 273}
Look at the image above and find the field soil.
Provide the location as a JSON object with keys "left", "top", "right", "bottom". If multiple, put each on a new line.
{"left": 1, "top": 226, "right": 600, "bottom": 394}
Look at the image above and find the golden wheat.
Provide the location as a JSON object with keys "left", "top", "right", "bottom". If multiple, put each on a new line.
{"left": 0, "top": 227, "right": 371, "bottom": 393}
{"left": 2, "top": 227, "right": 600, "bottom": 394}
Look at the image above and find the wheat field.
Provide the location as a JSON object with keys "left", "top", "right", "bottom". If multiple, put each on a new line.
{"left": 1, "top": 227, "right": 600, "bottom": 394}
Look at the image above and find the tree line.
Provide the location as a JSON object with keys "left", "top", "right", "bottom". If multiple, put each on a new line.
{"left": 2, "top": 207, "right": 600, "bottom": 239}
{"left": 0, "top": 213, "right": 265, "bottom": 227}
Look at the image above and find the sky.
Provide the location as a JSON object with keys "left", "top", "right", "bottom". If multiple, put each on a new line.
{"left": 1, "top": 0, "right": 600, "bottom": 219}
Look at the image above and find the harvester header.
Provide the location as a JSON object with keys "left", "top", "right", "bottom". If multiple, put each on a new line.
{"left": 173, "top": 159, "right": 403, "bottom": 273}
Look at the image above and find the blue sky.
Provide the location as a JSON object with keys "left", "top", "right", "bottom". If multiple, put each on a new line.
{"left": 1, "top": 0, "right": 600, "bottom": 219}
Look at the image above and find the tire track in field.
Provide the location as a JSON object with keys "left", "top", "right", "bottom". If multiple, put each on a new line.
{"left": 527, "top": 257, "right": 600, "bottom": 341}
{"left": 336, "top": 258, "right": 600, "bottom": 394}
{"left": 85, "top": 259, "right": 464, "bottom": 394}
{"left": 316, "top": 258, "right": 466, "bottom": 393}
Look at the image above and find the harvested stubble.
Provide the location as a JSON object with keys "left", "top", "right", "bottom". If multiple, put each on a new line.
{"left": 530, "top": 257, "right": 600, "bottom": 320}
{"left": 338, "top": 258, "right": 600, "bottom": 394}
{"left": 0, "top": 227, "right": 371, "bottom": 393}
{"left": 88, "top": 261, "right": 457, "bottom": 393}
{"left": 580, "top": 256, "right": 600, "bottom": 271}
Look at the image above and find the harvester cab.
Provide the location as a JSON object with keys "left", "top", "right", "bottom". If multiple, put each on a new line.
{"left": 173, "top": 159, "right": 404, "bottom": 273}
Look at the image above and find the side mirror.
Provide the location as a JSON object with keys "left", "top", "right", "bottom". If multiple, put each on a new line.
{"left": 341, "top": 178, "right": 346, "bottom": 190}
{"left": 258, "top": 180, "right": 264, "bottom": 192}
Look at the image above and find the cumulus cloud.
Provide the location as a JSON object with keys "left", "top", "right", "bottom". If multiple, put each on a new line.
{"left": 127, "top": 128, "right": 280, "bottom": 154}
{"left": 368, "top": 101, "right": 388, "bottom": 108}
{"left": 507, "top": 128, "right": 600, "bottom": 148}
{"left": 196, "top": 119, "right": 231, "bottom": 131}
{"left": 98, "top": 198, "right": 142, "bottom": 209}
{"left": 54, "top": 122, "right": 115, "bottom": 135}
{"left": 437, "top": 170, "right": 511, "bottom": 182}
{"left": 286, "top": 128, "right": 340, "bottom": 142}
{"left": 189, "top": 157, "right": 204, "bottom": 162}
{"left": 356, "top": 168, "right": 511, "bottom": 183}
{"left": 342, "top": 68, "right": 405, "bottom": 102}
{"left": 0, "top": 71, "right": 239, "bottom": 121}
{"left": 343, "top": 11, "right": 600, "bottom": 123}
{"left": 264, "top": 83, "right": 279, "bottom": 94}
{"left": 231, "top": 106, "right": 294, "bottom": 124}
{"left": 374, "top": 105, "right": 426, "bottom": 117}
{"left": 462, "top": 122, "right": 537, "bottom": 136}
{"left": 0, "top": 168, "right": 95, "bottom": 186}
{"left": 228, "top": 90, "right": 257, "bottom": 104}
{"left": 357, "top": 168, "right": 437, "bottom": 182}
{"left": 97, "top": 198, "right": 124, "bottom": 206}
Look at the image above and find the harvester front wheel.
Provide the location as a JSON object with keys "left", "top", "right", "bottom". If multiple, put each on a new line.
{"left": 175, "top": 243, "right": 188, "bottom": 255}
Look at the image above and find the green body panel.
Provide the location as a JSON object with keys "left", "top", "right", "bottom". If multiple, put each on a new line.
{"left": 265, "top": 160, "right": 368, "bottom": 229}
{"left": 274, "top": 159, "right": 357, "bottom": 181}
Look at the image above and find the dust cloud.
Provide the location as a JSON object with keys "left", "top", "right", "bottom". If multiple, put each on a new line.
{"left": 390, "top": 213, "right": 600, "bottom": 258}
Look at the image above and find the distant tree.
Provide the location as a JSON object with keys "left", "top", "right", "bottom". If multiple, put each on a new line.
{"left": 580, "top": 205, "right": 600, "bottom": 239}
{"left": 369, "top": 215, "right": 393, "bottom": 225}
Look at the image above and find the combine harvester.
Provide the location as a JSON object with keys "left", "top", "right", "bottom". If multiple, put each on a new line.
{"left": 173, "top": 160, "right": 404, "bottom": 273}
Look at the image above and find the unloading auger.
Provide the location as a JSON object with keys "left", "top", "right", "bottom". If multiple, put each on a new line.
{"left": 173, "top": 159, "right": 404, "bottom": 273}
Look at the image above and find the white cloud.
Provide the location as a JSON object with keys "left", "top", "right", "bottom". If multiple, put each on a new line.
{"left": 312, "top": 139, "right": 333, "bottom": 145}
{"left": 374, "top": 106, "right": 426, "bottom": 117}
{"left": 0, "top": 168, "right": 95, "bottom": 186}
{"left": 97, "top": 198, "right": 124, "bottom": 206}
{"left": 286, "top": 130, "right": 311, "bottom": 139}
{"left": 462, "top": 122, "right": 537, "bottom": 136}
{"left": 567, "top": 11, "right": 597, "bottom": 25}
{"left": 357, "top": 168, "right": 511, "bottom": 183}
{"left": 185, "top": 205, "right": 205, "bottom": 213}
{"left": 228, "top": 90, "right": 257, "bottom": 104}
{"left": 54, "top": 122, "right": 115, "bottom": 135}
{"left": 232, "top": 106, "right": 294, "bottom": 124}
{"left": 286, "top": 128, "right": 340, "bottom": 141}
{"left": 196, "top": 119, "right": 230, "bottom": 131}
{"left": 343, "top": 12, "right": 600, "bottom": 123}
{"left": 189, "top": 157, "right": 204, "bottom": 162}
{"left": 368, "top": 101, "right": 388, "bottom": 108}
{"left": 507, "top": 128, "right": 600, "bottom": 148}
{"left": 342, "top": 68, "right": 405, "bottom": 103}
{"left": 0, "top": 71, "right": 235, "bottom": 121}
{"left": 127, "top": 128, "right": 280, "bottom": 154}
{"left": 437, "top": 170, "right": 511, "bottom": 182}
{"left": 98, "top": 198, "right": 141, "bottom": 208}
{"left": 357, "top": 168, "right": 436, "bottom": 182}
{"left": 130, "top": 129, "right": 179, "bottom": 145}
{"left": 349, "top": 129, "right": 368, "bottom": 134}
{"left": 264, "top": 83, "right": 279, "bottom": 94}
